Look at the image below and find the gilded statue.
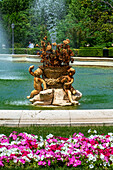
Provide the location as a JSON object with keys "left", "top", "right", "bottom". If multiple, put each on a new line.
{"left": 27, "top": 65, "right": 47, "bottom": 99}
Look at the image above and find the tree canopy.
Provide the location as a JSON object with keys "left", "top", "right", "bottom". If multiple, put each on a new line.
{"left": 0, "top": 0, "right": 113, "bottom": 48}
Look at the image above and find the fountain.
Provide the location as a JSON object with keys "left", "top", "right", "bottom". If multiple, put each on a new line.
{"left": 0, "top": 1, "right": 113, "bottom": 110}
{"left": 0, "top": 22, "right": 9, "bottom": 55}
{"left": 27, "top": 37, "right": 82, "bottom": 106}
{"left": 0, "top": 14, "right": 10, "bottom": 60}
{"left": 1, "top": 58, "right": 113, "bottom": 110}
{"left": 33, "top": 0, "right": 66, "bottom": 43}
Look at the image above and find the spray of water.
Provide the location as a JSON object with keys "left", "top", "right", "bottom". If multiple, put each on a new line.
{"left": 0, "top": 14, "right": 9, "bottom": 54}
{"left": 33, "top": 0, "right": 66, "bottom": 43}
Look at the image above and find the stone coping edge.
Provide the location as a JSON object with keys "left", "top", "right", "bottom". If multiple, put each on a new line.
{"left": 0, "top": 109, "right": 113, "bottom": 127}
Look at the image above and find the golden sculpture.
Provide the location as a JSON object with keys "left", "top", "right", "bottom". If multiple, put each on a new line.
{"left": 27, "top": 65, "right": 47, "bottom": 99}
{"left": 58, "top": 68, "right": 78, "bottom": 105}
{"left": 27, "top": 37, "right": 82, "bottom": 106}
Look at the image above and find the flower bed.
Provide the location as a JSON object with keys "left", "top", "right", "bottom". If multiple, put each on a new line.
{"left": 0, "top": 130, "right": 113, "bottom": 169}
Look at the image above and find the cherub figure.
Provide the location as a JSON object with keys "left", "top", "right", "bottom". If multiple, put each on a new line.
{"left": 27, "top": 65, "right": 47, "bottom": 99}
{"left": 58, "top": 68, "right": 78, "bottom": 105}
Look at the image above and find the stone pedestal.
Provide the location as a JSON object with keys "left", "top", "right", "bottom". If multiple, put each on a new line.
{"left": 29, "top": 88, "right": 82, "bottom": 106}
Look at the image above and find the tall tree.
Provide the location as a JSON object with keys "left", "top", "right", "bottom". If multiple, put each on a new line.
{"left": 1, "top": 0, "right": 32, "bottom": 47}
{"left": 57, "top": 0, "right": 113, "bottom": 47}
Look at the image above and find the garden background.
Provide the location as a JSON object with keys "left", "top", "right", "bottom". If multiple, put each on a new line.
{"left": 0, "top": 0, "right": 113, "bottom": 56}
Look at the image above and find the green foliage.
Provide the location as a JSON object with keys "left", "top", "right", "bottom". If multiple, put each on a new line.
{"left": 1, "top": 0, "right": 30, "bottom": 14}
{"left": 9, "top": 48, "right": 40, "bottom": 55}
{"left": 26, "top": 48, "right": 40, "bottom": 55}
{"left": 78, "top": 47, "right": 103, "bottom": 57}
{"left": 9, "top": 47, "right": 113, "bottom": 57}
{"left": 57, "top": 0, "right": 113, "bottom": 48}
{"left": 109, "top": 47, "right": 113, "bottom": 57}
{"left": 0, "top": 0, "right": 113, "bottom": 49}
{"left": 14, "top": 48, "right": 27, "bottom": 54}
{"left": 72, "top": 49, "right": 79, "bottom": 56}
{"left": 0, "top": 125, "right": 113, "bottom": 140}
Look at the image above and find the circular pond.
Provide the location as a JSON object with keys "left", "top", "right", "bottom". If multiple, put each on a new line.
{"left": 0, "top": 59, "right": 113, "bottom": 110}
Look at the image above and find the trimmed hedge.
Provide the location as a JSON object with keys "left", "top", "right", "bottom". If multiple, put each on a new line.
{"left": 7, "top": 47, "right": 113, "bottom": 57}
{"left": 78, "top": 47, "right": 103, "bottom": 57}
{"left": 9, "top": 48, "right": 40, "bottom": 55}
{"left": 72, "top": 49, "right": 79, "bottom": 56}
{"left": 108, "top": 47, "right": 113, "bottom": 57}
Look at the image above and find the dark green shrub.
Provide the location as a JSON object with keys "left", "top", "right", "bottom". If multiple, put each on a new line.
{"left": 78, "top": 47, "right": 103, "bottom": 57}
{"left": 72, "top": 49, "right": 79, "bottom": 56}
{"left": 14, "top": 48, "right": 27, "bottom": 54}
{"left": 108, "top": 47, "right": 113, "bottom": 57}
{"left": 26, "top": 48, "right": 40, "bottom": 55}
{"left": 9, "top": 48, "right": 40, "bottom": 55}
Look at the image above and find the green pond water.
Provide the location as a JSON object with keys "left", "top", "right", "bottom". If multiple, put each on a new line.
{"left": 0, "top": 59, "right": 113, "bottom": 110}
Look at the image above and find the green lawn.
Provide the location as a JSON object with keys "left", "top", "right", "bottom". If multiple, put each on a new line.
{"left": 0, "top": 125, "right": 113, "bottom": 138}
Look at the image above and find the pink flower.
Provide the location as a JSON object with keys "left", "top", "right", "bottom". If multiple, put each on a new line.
{"left": 19, "top": 159, "right": 25, "bottom": 164}
{"left": 48, "top": 160, "right": 51, "bottom": 166}
{"left": 0, "top": 161, "right": 4, "bottom": 167}
{"left": 0, "top": 131, "right": 113, "bottom": 168}
{"left": 38, "top": 161, "right": 46, "bottom": 166}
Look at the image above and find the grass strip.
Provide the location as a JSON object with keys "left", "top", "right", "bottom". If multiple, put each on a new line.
{"left": 0, "top": 125, "right": 113, "bottom": 138}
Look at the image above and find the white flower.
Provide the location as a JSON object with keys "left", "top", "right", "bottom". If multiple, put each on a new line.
{"left": 76, "top": 134, "right": 81, "bottom": 137}
{"left": 106, "top": 143, "right": 109, "bottom": 147}
{"left": 11, "top": 141, "right": 17, "bottom": 145}
{"left": 93, "top": 130, "right": 97, "bottom": 134}
{"left": 0, "top": 152, "right": 6, "bottom": 157}
{"left": 46, "top": 134, "right": 53, "bottom": 139}
{"left": 73, "top": 139, "right": 77, "bottom": 143}
{"left": 89, "top": 135, "right": 94, "bottom": 139}
{"left": 55, "top": 150, "right": 60, "bottom": 153}
{"left": 0, "top": 134, "right": 6, "bottom": 138}
{"left": 88, "top": 129, "right": 91, "bottom": 133}
{"left": 100, "top": 154, "right": 104, "bottom": 160}
{"left": 61, "top": 150, "right": 68, "bottom": 155}
{"left": 46, "top": 153, "right": 52, "bottom": 157}
{"left": 67, "top": 138, "right": 72, "bottom": 143}
{"left": 111, "top": 143, "right": 113, "bottom": 147}
{"left": 64, "top": 143, "right": 69, "bottom": 147}
{"left": 89, "top": 164, "right": 94, "bottom": 169}
{"left": 93, "top": 144, "right": 98, "bottom": 148}
{"left": 60, "top": 140, "right": 65, "bottom": 143}
{"left": 27, "top": 153, "right": 33, "bottom": 158}
{"left": 38, "top": 142, "right": 44, "bottom": 147}
{"left": 22, "top": 156, "right": 31, "bottom": 162}
{"left": 0, "top": 147, "right": 7, "bottom": 152}
{"left": 108, "top": 133, "right": 113, "bottom": 136}
{"left": 40, "top": 136, "right": 44, "bottom": 141}
{"left": 74, "top": 149, "right": 80, "bottom": 153}
{"left": 98, "top": 144, "right": 104, "bottom": 149}
{"left": 110, "top": 155, "right": 113, "bottom": 162}
{"left": 88, "top": 154, "right": 94, "bottom": 161}
{"left": 1, "top": 142, "right": 9, "bottom": 146}
{"left": 103, "top": 162, "right": 107, "bottom": 167}
{"left": 41, "top": 155, "right": 44, "bottom": 160}
{"left": 109, "top": 136, "right": 113, "bottom": 142}
{"left": 88, "top": 154, "right": 97, "bottom": 162}
{"left": 13, "top": 159, "right": 17, "bottom": 163}
{"left": 34, "top": 135, "right": 38, "bottom": 139}
{"left": 34, "top": 155, "right": 40, "bottom": 161}
{"left": 108, "top": 161, "right": 110, "bottom": 166}
{"left": 93, "top": 156, "right": 97, "bottom": 162}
